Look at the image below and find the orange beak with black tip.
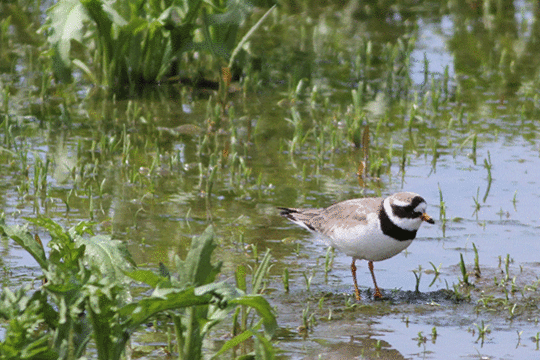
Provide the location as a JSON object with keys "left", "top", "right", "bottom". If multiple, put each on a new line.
{"left": 421, "top": 213, "right": 435, "bottom": 224}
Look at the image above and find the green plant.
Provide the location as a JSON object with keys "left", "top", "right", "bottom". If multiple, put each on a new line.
{"left": 459, "top": 253, "right": 470, "bottom": 287}
{"left": 129, "top": 227, "right": 276, "bottom": 360}
{"left": 416, "top": 331, "right": 427, "bottom": 346}
{"left": 303, "top": 270, "right": 314, "bottom": 293}
{"left": 474, "top": 320, "right": 490, "bottom": 345}
{"left": 324, "top": 246, "right": 334, "bottom": 281}
{"left": 413, "top": 265, "right": 422, "bottom": 294}
{"left": 473, "top": 243, "right": 481, "bottom": 278}
{"left": 45, "top": 0, "right": 275, "bottom": 95}
{"left": 472, "top": 133, "right": 477, "bottom": 163}
{"left": 282, "top": 267, "right": 290, "bottom": 293}
{"left": 504, "top": 254, "right": 512, "bottom": 282}
{"left": 0, "top": 217, "right": 135, "bottom": 359}
{"left": 472, "top": 187, "right": 481, "bottom": 216}
{"left": 285, "top": 107, "right": 304, "bottom": 154}
{"left": 0, "top": 219, "right": 276, "bottom": 360}
{"left": 438, "top": 184, "right": 447, "bottom": 234}
{"left": 428, "top": 262, "right": 441, "bottom": 287}
{"left": 300, "top": 303, "right": 315, "bottom": 332}
{"left": 234, "top": 248, "right": 274, "bottom": 334}
{"left": 482, "top": 151, "right": 492, "bottom": 202}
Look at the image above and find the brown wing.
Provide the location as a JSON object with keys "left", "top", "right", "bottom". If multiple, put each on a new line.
{"left": 280, "top": 197, "right": 383, "bottom": 235}
{"left": 309, "top": 197, "right": 383, "bottom": 236}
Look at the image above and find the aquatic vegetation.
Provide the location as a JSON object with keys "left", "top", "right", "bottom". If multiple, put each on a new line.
{"left": 413, "top": 265, "right": 422, "bottom": 294}
{"left": 473, "top": 320, "right": 491, "bottom": 345}
{"left": 3, "top": 0, "right": 540, "bottom": 358}
{"left": 428, "top": 262, "right": 442, "bottom": 287}
{"left": 323, "top": 246, "right": 334, "bottom": 281}
{"left": 0, "top": 219, "right": 276, "bottom": 359}
{"left": 282, "top": 267, "right": 290, "bottom": 293}
{"left": 45, "top": 0, "right": 276, "bottom": 95}
{"left": 457, "top": 253, "right": 472, "bottom": 289}
{"left": 473, "top": 243, "right": 481, "bottom": 278}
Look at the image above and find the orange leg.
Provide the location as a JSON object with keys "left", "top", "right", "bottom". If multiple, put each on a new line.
{"left": 368, "top": 261, "right": 383, "bottom": 298}
{"left": 351, "top": 259, "right": 362, "bottom": 301}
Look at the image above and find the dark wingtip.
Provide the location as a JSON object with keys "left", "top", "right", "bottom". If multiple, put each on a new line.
{"left": 278, "top": 207, "right": 304, "bottom": 225}
{"left": 277, "top": 207, "right": 294, "bottom": 217}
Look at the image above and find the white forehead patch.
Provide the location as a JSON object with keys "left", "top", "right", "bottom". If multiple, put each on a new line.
{"left": 414, "top": 202, "right": 427, "bottom": 213}
{"left": 393, "top": 199, "right": 410, "bottom": 207}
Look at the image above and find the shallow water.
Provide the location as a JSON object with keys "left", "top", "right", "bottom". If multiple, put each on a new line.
{"left": 3, "top": 1, "right": 540, "bottom": 359}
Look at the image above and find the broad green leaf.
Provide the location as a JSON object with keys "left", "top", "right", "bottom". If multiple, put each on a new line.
{"left": 72, "top": 59, "right": 99, "bottom": 84}
{"left": 25, "top": 217, "right": 70, "bottom": 243}
{"left": 235, "top": 264, "right": 247, "bottom": 292}
{"left": 176, "top": 225, "right": 222, "bottom": 287}
{"left": 194, "top": 281, "right": 243, "bottom": 312}
{"left": 20, "top": 335, "right": 58, "bottom": 359}
{"left": 253, "top": 330, "right": 276, "bottom": 360}
{"left": 69, "top": 220, "right": 96, "bottom": 237}
{"left": 95, "top": 0, "right": 127, "bottom": 27}
{"left": 211, "top": 317, "right": 276, "bottom": 360}
{"left": 117, "top": 286, "right": 213, "bottom": 332}
{"left": 45, "top": 280, "right": 84, "bottom": 296}
{"left": 126, "top": 269, "right": 170, "bottom": 288}
{"left": 230, "top": 295, "right": 277, "bottom": 337}
{"left": 211, "top": 327, "right": 256, "bottom": 360}
{"left": 0, "top": 222, "right": 47, "bottom": 269}
{"left": 46, "top": 0, "right": 88, "bottom": 82}
{"left": 252, "top": 249, "right": 272, "bottom": 294}
{"left": 75, "top": 234, "right": 136, "bottom": 281}
{"left": 47, "top": 0, "right": 86, "bottom": 45}
{"left": 80, "top": 0, "right": 113, "bottom": 56}
{"left": 0, "top": 286, "right": 59, "bottom": 359}
{"left": 228, "top": 4, "right": 276, "bottom": 68}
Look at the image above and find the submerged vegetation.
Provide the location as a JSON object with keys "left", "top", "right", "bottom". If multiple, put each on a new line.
{"left": 2, "top": 0, "right": 540, "bottom": 359}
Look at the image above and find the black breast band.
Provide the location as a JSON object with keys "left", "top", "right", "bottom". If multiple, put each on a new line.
{"left": 379, "top": 205, "right": 417, "bottom": 241}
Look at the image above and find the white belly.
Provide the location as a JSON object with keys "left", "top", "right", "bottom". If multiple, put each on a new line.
{"left": 323, "top": 214, "right": 413, "bottom": 261}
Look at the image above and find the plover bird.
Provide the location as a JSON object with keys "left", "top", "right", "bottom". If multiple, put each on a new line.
{"left": 279, "top": 192, "right": 434, "bottom": 300}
